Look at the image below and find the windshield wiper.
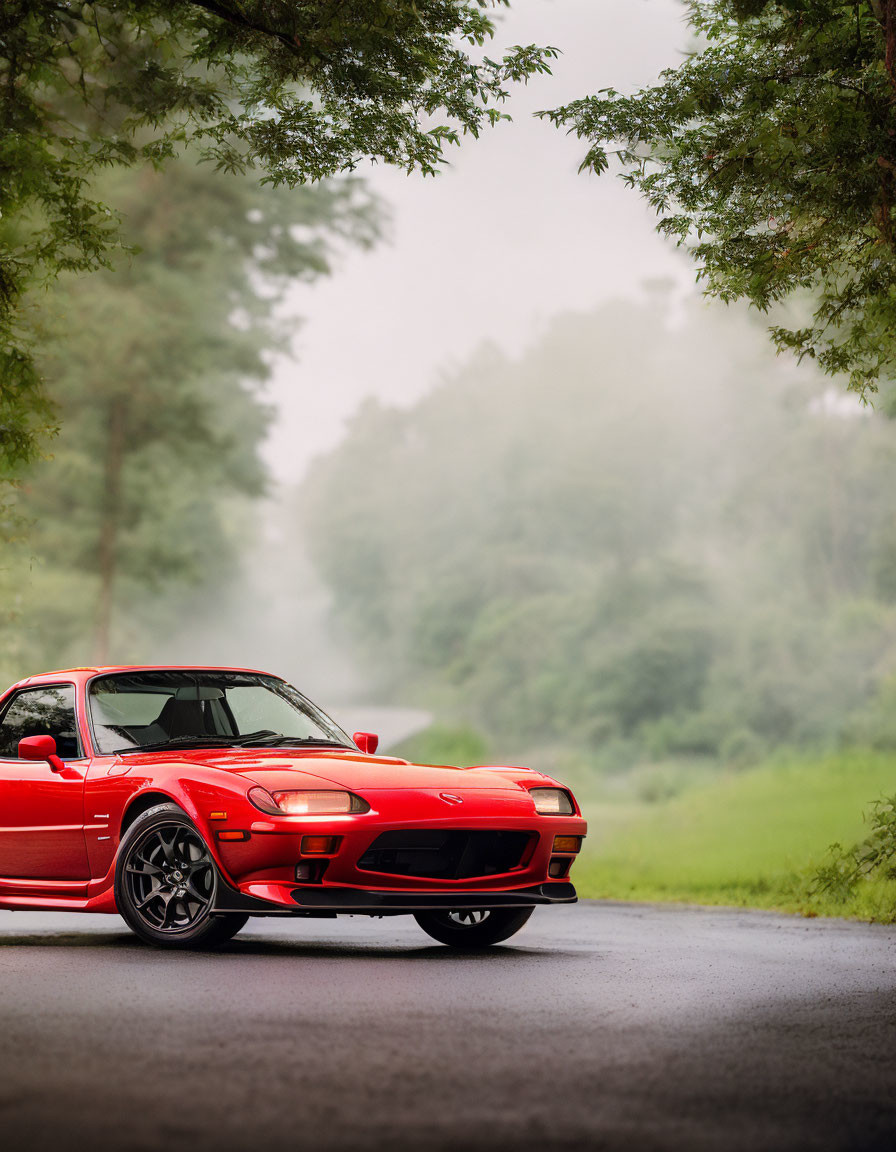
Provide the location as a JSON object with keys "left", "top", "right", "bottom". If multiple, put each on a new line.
{"left": 222, "top": 729, "right": 281, "bottom": 746}
{"left": 112, "top": 732, "right": 352, "bottom": 755}
{"left": 114, "top": 735, "right": 245, "bottom": 755}
{"left": 236, "top": 734, "right": 350, "bottom": 749}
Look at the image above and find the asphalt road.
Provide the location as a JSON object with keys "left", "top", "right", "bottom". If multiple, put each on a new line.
{"left": 1, "top": 902, "right": 894, "bottom": 1152}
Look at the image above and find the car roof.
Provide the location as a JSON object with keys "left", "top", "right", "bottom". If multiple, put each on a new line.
{"left": 8, "top": 665, "right": 275, "bottom": 691}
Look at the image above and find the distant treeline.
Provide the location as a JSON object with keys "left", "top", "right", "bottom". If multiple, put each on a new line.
{"left": 302, "top": 294, "right": 896, "bottom": 769}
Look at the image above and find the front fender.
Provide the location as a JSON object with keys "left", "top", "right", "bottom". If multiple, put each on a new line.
{"left": 86, "top": 767, "right": 261, "bottom": 903}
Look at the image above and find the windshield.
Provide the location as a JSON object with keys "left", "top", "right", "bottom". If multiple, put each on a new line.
{"left": 88, "top": 670, "right": 353, "bottom": 755}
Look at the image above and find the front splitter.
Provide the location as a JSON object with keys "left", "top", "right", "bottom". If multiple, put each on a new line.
{"left": 215, "top": 881, "right": 576, "bottom": 916}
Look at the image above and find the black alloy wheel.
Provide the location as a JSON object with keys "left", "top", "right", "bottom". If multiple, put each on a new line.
{"left": 115, "top": 802, "right": 247, "bottom": 949}
{"left": 413, "top": 906, "right": 534, "bottom": 949}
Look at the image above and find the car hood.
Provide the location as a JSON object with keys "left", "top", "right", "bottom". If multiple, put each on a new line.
{"left": 141, "top": 746, "right": 538, "bottom": 793}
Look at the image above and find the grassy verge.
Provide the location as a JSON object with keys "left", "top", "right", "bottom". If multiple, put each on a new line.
{"left": 573, "top": 749, "right": 896, "bottom": 921}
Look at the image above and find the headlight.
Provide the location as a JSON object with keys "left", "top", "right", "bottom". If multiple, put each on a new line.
{"left": 248, "top": 787, "right": 369, "bottom": 815}
{"left": 529, "top": 787, "right": 574, "bottom": 815}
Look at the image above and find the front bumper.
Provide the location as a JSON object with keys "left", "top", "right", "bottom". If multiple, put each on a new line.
{"left": 207, "top": 784, "right": 587, "bottom": 914}
{"left": 216, "top": 880, "right": 577, "bottom": 916}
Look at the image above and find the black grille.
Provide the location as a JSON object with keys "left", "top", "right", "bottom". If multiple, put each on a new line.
{"left": 357, "top": 830, "right": 532, "bottom": 880}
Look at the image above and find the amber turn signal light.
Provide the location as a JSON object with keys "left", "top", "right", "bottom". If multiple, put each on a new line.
{"left": 300, "top": 835, "right": 340, "bottom": 855}
{"left": 552, "top": 835, "right": 582, "bottom": 853}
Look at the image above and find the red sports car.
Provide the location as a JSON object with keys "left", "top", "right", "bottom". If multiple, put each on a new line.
{"left": 0, "top": 666, "right": 587, "bottom": 949}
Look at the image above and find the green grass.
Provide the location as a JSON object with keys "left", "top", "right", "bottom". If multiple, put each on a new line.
{"left": 574, "top": 749, "right": 896, "bottom": 921}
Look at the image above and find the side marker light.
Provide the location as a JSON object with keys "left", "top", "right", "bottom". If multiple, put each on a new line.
{"left": 301, "top": 835, "right": 340, "bottom": 855}
{"left": 552, "top": 835, "right": 582, "bottom": 853}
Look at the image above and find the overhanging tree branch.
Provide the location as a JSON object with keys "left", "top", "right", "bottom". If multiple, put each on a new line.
{"left": 183, "top": 0, "right": 303, "bottom": 54}
{"left": 547, "top": 0, "right": 896, "bottom": 396}
{"left": 0, "top": 0, "right": 553, "bottom": 501}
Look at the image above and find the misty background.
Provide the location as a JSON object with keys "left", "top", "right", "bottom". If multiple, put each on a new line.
{"left": 5, "top": 0, "right": 896, "bottom": 914}
{"left": 160, "top": 0, "right": 699, "bottom": 706}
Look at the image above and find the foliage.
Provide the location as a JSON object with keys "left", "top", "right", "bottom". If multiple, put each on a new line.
{"left": 813, "top": 793, "right": 896, "bottom": 901}
{"left": 302, "top": 293, "right": 896, "bottom": 759}
{"left": 841, "top": 672, "right": 896, "bottom": 746}
{"left": 0, "top": 156, "right": 378, "bottom": 673}
{"left": 544, "top": 1, "right": 896, "bottom": 394}
{"left": 0, "top": 1, "right": 555, "bottom": 484}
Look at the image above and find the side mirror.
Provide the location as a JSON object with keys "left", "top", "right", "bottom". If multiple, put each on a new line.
{"left": 353, "top": 731, "right": 379, "bottom": 755}
{"left": 19, "top": 734, "right": 65, "bottom": 772}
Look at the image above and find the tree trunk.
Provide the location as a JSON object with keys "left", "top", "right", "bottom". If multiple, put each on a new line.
{"left": 93, "top": 396, "right": 127, "bottom": 663}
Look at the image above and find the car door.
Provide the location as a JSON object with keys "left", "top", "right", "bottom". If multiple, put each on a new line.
{"left": 0, "top": 684, "right": 90, "bottom": 880}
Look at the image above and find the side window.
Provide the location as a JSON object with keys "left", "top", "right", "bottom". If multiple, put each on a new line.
{"left": 0, "top": 686, "right": 80, "bottom": 759}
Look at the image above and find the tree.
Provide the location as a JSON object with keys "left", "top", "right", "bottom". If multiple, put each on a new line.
{"left": 4, "top": 157, "right": 377, "bottom": 664}
{"left": 0, "top": 1, "right": 555, "bottom": 488}
{"left": 544, "top": 1, "right": 896, "bottom": 396}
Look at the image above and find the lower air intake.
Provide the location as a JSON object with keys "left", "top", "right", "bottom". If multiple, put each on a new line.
{"left": 357, "top": 830, "right": 532, "bottom": 880}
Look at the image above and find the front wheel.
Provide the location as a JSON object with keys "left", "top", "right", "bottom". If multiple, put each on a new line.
{"left": 413, "top": 906, "right": 534, "bottom": 949}
{"left": 115, "top": 802, "right": 248, "bottom": 949}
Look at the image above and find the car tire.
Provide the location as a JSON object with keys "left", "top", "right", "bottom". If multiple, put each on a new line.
{"left": 115, "top": 802, "right": 248, "bottom": 949}
{"left": 413, "top": 906, "right": 534, "bottom": 949}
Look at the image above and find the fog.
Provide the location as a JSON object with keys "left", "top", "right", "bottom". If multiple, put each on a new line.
{"left": 5, "top": 0, "right": 896, "bottom": 988}
{"left": 264, "top": 0, "right": 693, "bottom": 484}
{"left": 149, "top": 0, "right": 701, "bottom": 734}
{"left": 8, "top": 0, "right": 896, "bottom": 779}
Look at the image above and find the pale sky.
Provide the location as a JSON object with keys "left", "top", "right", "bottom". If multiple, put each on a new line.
{"left": 264, "top": 0, "right": 693, "bottom": 482}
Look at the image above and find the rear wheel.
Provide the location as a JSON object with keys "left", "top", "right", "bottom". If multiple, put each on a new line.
{"left": 115, "top": 802, "right": 248, "bottom": 949}
{"left": 413, "top": 906, "right": 534, "bottom": 949}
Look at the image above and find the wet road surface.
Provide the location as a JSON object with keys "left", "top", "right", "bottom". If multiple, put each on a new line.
{"left": 0, "top": 901, "right": 894, "bottom": 1151}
